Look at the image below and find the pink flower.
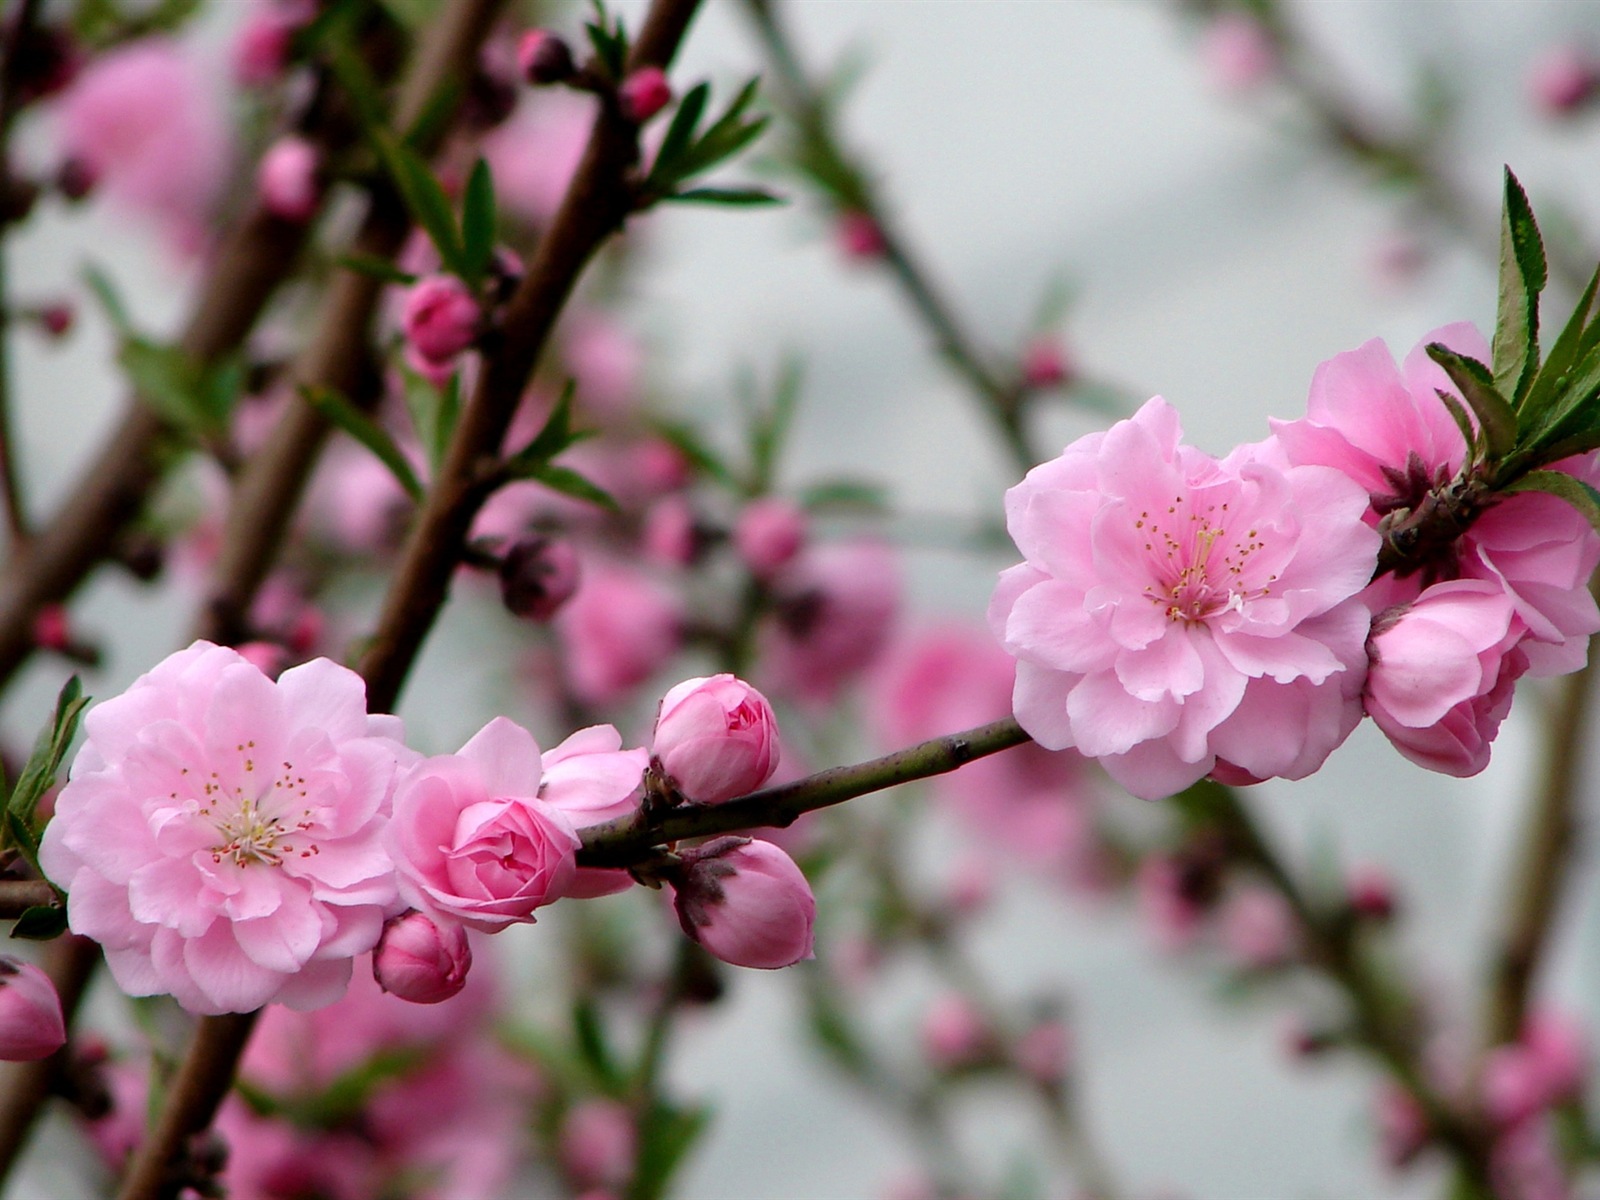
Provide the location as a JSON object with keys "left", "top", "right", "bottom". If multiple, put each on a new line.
{"left": 1528, "top": 44, "right": 1600, "bottom": 118}
{"left": 653, "top": 674, "right": 781, "bottom": 804}
{"left": 372, "top": 911, "right": 472, "bottom": 1004}
{"left": 1273, "top": 325, "right": 1600, "bottom": 676}
{"left": 1364, "top": 579, "right": 1529, "bottom": 776}
{"left": 257, "top": 135, "right": 321, "bottom": 223}
{"left": 618, "top": 66, "right": 672, "bottom": 123}
{"left": 734, "top": 497, "right": 807, "bottom": 578}
{"left": 55, "top": 38, "right": 228, "bottom": 249}
{"left": 232, "top": 0, "right": 314, "bottom": 87}
{"left": 920, "top": 993, "right": 989, "bottom": 1070}
{"left": 642, "top": 495, "right": 699, "bottom": 566}
{"left": 670, "top": 838, "right": 815, "bottom": 969}
{"left": 1013, "top": 1019, "right": 1072, "bottom": 1086}
{"left": 1218, "top": 886, "right": 1297, "bottom": 969}
{"left": 561, "top": 1099, "right": 636, "bottom": 1190}
{"left": 38, "top": 642, "right": 410, "bottom": 1014}
{"left": 555, "top": 561, "right": 682, "bottom": 706}
{"left": 388, "top": 717, "right": 579, "bottom": 932}
{"left": 766, "top": 539, "right": 899, "bottom": 704}
{"left": 1200, "top": 12, "right": 1278, "bottom": 94}
{"left": 1375, "top": 1082, "right": 1431, "bottom": 1169}
{"left": 991, "top": 397, "right": 1379, "bottom": 799}
{"left": 1483, "top": 1010, "right": 1589, "bottom": 1129}
{"left": 0, "top": 958, "right": 66, "bottom": 1061}
{"left": 1347, "top": 862, "right": 1397, "bottom": 921}
{"left": 400, "top": 275, "right": 481, "bottom": 365}
{"left": 836, "top": 210, "right": 887, "bottom": 260}
{"left": 499, "top": 535, "right": 581, "bottom": 621}
{"left": 536, "top": 723, "right": 648, "bottom": 900}
{"left": 517, "top": 29, "right": 575, "bottom": 86}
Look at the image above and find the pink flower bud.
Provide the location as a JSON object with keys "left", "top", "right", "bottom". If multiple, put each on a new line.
{"left": 1364, "top": 581, "right": 1529, "bottom": 777}
{"left": 1375, "top": 1082, "right": 1430, "bottom": 1169}
{"left": 642, "top": 496, "right": 699, "bottom": 567}
{"left": 836, "top": 210, "right": 887, "bottom": 260}
{"left": 500, "top": 535, "right": 581, "bottom": 621}
{"left": 0, "top": 957, "right": 66, "bottom": 1061}
{"left": 1528, "top": 44, "right": 1600, "bottom": 118}
{"left": 653, "top": 674, "right": 780, "bottom": 803}
{"left": 37, "top": 303, "right": 74, "bottom": 339}
{"left": 733, "top": 497, "right": 807, "bottom": 578}
{"left": 1020, "top": 335, "right": 1074, "bottom": 389}
{"left": 618, "top": 66, "right": 671, "bottom": 123}
{"left": 373, "top": 910, "right": 472, "bottom": 1004}
{"left": 518, "top": 29, "right": 575, "bottom": 85}
{"left": 31, "top": 605, "right": 70, "bottom": 653}
{"left": 671, "top": 838, "right": 815, "bottom": 969}
{"left": 920, "top": 993, "right": 989, "bottom": 1070}
{"left": 1347, "top": 862, "right": 1396, "bottom": 922}
{"left": 1200, "top": 12, "right": 1278, "bottom": 94}
{"left": 561, "top": 1099, "right": 636, "bottom": 1190}
{"left": 256, "top": 135, "right": 320, "bottom": 223}
{"left": 401, "top": 274, "right": 481, "bottom": 365}
{"left": 1013, "top": 1019, "right": 1072, "bottom": 1086}
{"left": 1219, "top": 887, "right": 1297, "bottom": 970}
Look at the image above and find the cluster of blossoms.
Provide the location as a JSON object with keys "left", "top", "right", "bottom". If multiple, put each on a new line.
{"left": 35, "top": 643, "right": 809, "bottom": 1017}
{"left": 991, "top": 324, "right": 1600, "bottom": 799}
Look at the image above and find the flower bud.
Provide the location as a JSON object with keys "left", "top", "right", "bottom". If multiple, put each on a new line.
{"left": 500, "top": 535, "right": 581, "bottom": 621}
{"left": 1200, "top": 12, "right": 1278, "bottom": 94}
{"left": 31, "top": 605, "right": 71, "bottom": 653}
{"left": 373, "top": 911, "right": 472, "bottom": 1004}
{"left": 835, "top": 210, "right": 886, "bottom": 260}
{"left": 401, "top": 274, "right": 481, "bottom": 365}
{"left": 733, "top": 497, "right": 806, "bottom": 578}
{"left": 618, "top": 66, "right": 671, "bottom": 123}
{"left": 920, "top": 993, "right": 989, "bottom": 1071}
{"left": 561, "top": 1099, "right": 636, "bottom": 1190}
{"left": 256, "top": 135, "right": 320, "bottom": 223}
{"left": 1013, "top": 1018, "right": 1072, "bottom": 1086}
{"left": 1528, "top": 44, "right": 1600, "bottom": 118}
{"left": 55, "top": 157, "right": 96, "bottom": 202}
{"left": 653, "top": 674, "right": 780, "bottom": 804}
{"left": 1347, "top": 862, "right": 1396, "bottom": 922}
{"left": 36, "top": 303, "right": 74, "bottom": 339}
{"left": 671, "top": 837, "right": 815, "bottom": 969}
{"left": 1021, "top": 335, "right": 1074, "bottom": 390}
{"left": 518, "top": 30, "right": 575, "bottom": 85}
{"left": 0, "top": 957, "right": 66, "bottom": 1061}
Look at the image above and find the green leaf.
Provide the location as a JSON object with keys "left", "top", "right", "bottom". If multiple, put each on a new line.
{"left": 504, "top": 380, "right": 579, "bottom": 472}
{"left": 4, "top": 811, "right": 42, "bottom": 885}
{"left": 11, "top": 905, "right": 67, "bottom": 941}
{"left": 1432, "top": 390, "right": 1482, "bottom": 459}
{"left": 302, "top": 386, "right": 424, "bottom": 501}
{"left": 402, "top": 79, "right": 463, "bottom": 150}
{"left": 12, "top": 676, "right": 88, "bottom": 829}
{"left": 527, "top": 464, "right": 617, "bottom": 510}
{"left": 1522, "top": 267, "right": 1599, "bottom": 424}
{"left": 749, "top": 359, "right": 802, "bottom": 490}
{"left": 1492, "top": 169, "right": 1547, "bottom": 407}
{"left": 652, "top": 82, "right": 711, "bottom": 185}
{"left": 666, "top": 187, "right": 784, "bottom": 207}
{"left": 1503, "top": 470, "right": 1600, "bottom": 535}
{"left": 459, "top": 159, "right": 497, "bottom": 287}
{"left": 629, "top": 1101, "right": 711, "bottom": 1200}
{"left": 572, "top": 996, "right": 622, "bottom": 1088}
{"left": 1424, "top": 344, "right": 1517, "bottom": 458}
{"left": 650, "top": 419, "right": 736, "bottom": 487}
{"left": 336, "top": 255, "right": 418, "bottom": 286}
{"left": 799, "top": 478, "right": 887, "bottom": 511}
{"left": 82, "top": 264, "right": 132, "bottom": 336}
{"left": 374, "top": 135, "right": 466, "bottom": 276}
{"left": 1524, "top": 337, "right": 1600, "bottom": 455}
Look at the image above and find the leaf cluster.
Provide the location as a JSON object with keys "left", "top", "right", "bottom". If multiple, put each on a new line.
{"left": 4, "top": 677, "right": 89, "bottom": 940}
{"left": 639, "top": 80, "right": 782, "bottom": 209}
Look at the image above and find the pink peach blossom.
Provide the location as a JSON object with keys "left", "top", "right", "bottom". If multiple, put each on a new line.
{"left": 1218, "top": 886, "right": 1297, "bottom": 969}
{"left": 388, "top": 717, "right": 578, "bottom": 932}
{"left": 0, "top": 958, "right": 66, "bottom": 1061}
{"left": 1200, "top": 12, "right": 1278, "bottom": 94}
{"left": 373, "top": 911, "right": 472, "bottom": 1004}
{"left": 555, "top": 561, "right": 682, "bottom": 706}
{"left": 653, "top": 674, "right": 781, "bottom": 804}
{"left": 561, "top": 1099, "right": 637, "bottom": 1190}
{"left": 920, "top": 993, "right": 989, "bottom": 1070}
{"left": 257, "top": 135, "right": 321, "bottom": 223}
{"left": 537, "top": 723, "right": 648, "bottom": 900}
{"left": 619, "top": 66, "right": 672, "bottom": 123}
{"left": 401, "top": 275, "right": 480, "bottom": 365}
{"left": 671, "top": 838, "right": 815, "bottom": 969}
{"left": 734, "top": 497, "right": 807, "bottom": 578}
{"left": 1273, "top": 325, "right": 1600, "bottom": 676}
{"left": 482, "top": 91, "right": 594, "bottom": 226}
{"left": 38, "top": 641, "right": 410, "bottom": 1014}
{"left": 1528, "top": 44, "right": 1600, "bottom": 118}
{"left": 766, "top": 539, "right": 899, "bottom": 704}
{"left": 991, "top": 397, "right": 1379, "bottom": 799}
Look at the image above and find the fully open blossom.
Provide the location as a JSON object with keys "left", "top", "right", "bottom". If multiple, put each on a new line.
{"left": 1364, "top": 579, "right": 1529, "bottom": 776}
{"left": 537, "top": 723, "right": 648, "bottom": 900}
{"left": 653, "top": 674, "right": 780, "bottom": 804}
{"left": 388, "top": 717, "right": 578, "bottom": 932}
{"left": 39, "top": 642, "right": 410, "bottom": 1014}
{"left": 1273, "top": 325, "right": 1600, "bottom": 676}
{"left": 990, "top": 397, "right": 1379, "bottom": 799}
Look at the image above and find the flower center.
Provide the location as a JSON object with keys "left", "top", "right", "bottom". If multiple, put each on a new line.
{"left": 200, "top": 743, "right": 318, "bottom": 868}
{"left": 1136, "top": 498, "right": 1274, "bottom": 624}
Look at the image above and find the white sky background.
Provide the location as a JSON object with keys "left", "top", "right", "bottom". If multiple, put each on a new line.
{"left": 9, "top": 0, "right": 1600, "bottom": 1197}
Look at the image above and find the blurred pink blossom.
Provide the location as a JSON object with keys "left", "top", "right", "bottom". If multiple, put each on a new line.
{"left": 257, "top": 135, "right": 321, "bottom": 223}
{"left": 766, "top": 539, "right": 898, "bottom": 704}
{"left": 1528, "top": 43, "right": 1600, "bottom": 118}
{"left": 482, "top": 91, "right": 595, "bottom": 226}
{"left": 1200, "top": 12, "right": 1278, "bottom": 94}
{"left": 1218, "top": 886, "right": 1297, "bottom": 969}
{"left": 734, "top": 497, "right": 808, "bottom": 578}
{"left": 555, "top": 560, "right": 682, "bottom": 706}
{"left": 920, "top": 993, "right": 989, "bottom": 1070}
{"left": 561, "top": 1099, "right": 637, "bottom": 1190}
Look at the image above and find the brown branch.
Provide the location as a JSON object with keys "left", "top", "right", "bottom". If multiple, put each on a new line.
{"left": 356, "top": 0, "right": 705, "bottom": 712}
{"left": 0, "top": 879, "right": 56, "bottom": 918}
{"left": 578, "top": 718, "right": 1031, "bottom": 868}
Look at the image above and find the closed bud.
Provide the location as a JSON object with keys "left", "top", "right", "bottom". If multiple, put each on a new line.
{"left": 372, "top": 911, "right": 472, "bottom": 1004}
{"left": 401, "top": 274, "right": 481, "bottom": 365}
{"left": 919, "top": 993, "right": 990, "bottom": 1071}
{"left": 500, "top": 535, "right": 581, "bottom": 621}
{"left": 518, "top": 30, "right": 575, "bottom": 86}
{"left": 1021, "top": 335, "right": 1074, "bottom": 389}
{"left": 653, "top": 674, "right": 780, "bottom": 804}
{"left": 561, "top": 1099, "right": 636, "bottom": 1190}
{"left": 618, "top": 66, "right": 671, "bottom": 123}
{"left": 835, "top": 210, "right": 886, "bottom": 260}
{"left": 0, "top": 957, "right": 66, "bottom": 1061}
{"left": 256, "top": 135, "right": 321, "bottom": 223}
{"left": 733, "top": 497, "right": 807, "bottom": 578}
{"left": 1013, "top": 1018, "right": 1072, "bottom": 1086}
{"left": 1347, "top": 862, "right": 1396, "bottom": 922}
{"left": 37, "top": 303, "right": 74, "bottom": 339}
{"left": 671, "top": 838, "right": 815, "bottom": 970}
{"left": 55, "top": 157, "right": 96, "bottom": 201}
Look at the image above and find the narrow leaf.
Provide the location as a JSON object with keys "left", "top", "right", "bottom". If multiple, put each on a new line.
{"left": 82, "top": 264, "right": 132, "bottom": 336}
{"left": 375, "top": 135, "right": 466, "bottom": 275}
{"left": 651, "top": 81, "right": 711, "bottom": 188}
{"left": 336, "top": 255, "right": 418, "bottom": 286}
{"left": 1522, "top": 266, "right": 1599, "bottom": 424}
{"left": 302, "top": 386, "right": 424, "bottom": 501}
{"left": 528, "top": 464, "right": 617, "bottom": 510}
{"left": 11, "top": 905, "right": 67, "bottom": 941}
{"left": 1503, "top": 469, "right": 1600, "bottom": 535}
{"left": 1425, "top": 344, "right": 1517, "bottom": 458}
{"left": 1433, "top": 390, "right": 1481, "bottom": 460}
{"left": 508, "top": 381, "right": 578, "bottom": 468}
{"left": 11, "top": 676, "right": 88, "bottom": 826}
{"left": 667, "top": 186, "right": 784, "bottom": 207}
{"left": 459, "top": 159, "right": 497, "bottom": 287}
{"left": 1491, "top": 169, "right": 1547, "bottom": 406}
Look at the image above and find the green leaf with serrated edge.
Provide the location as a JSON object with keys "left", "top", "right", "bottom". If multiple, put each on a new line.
{"left": 374, "top": 135, "right": 466, "bottom": 276}
{"left": 631, "top": 1101, "right": 712, "bottom": 1200}
{"left": 1425, "top": 344, "right": 1517, "bottom": 458}
{"left": 528, "top": 464, "right": 617, "bottom": 510}
{"left": 666, "top": 187, "right": 784, "bottom": 207}
{"left": 302, "top": 386, "right": 424, "bottom": 501}
{"left": 1523, "top": 426, "right": 1600, "bottom": 468}
{"left": 1492, "top": 169, "right": 1547, "bottom": 407}
{"left": 1520, "top": 267, "right": 1600, "bottom": 425}
{"left": 651, "top": 82, "right": 711, "bottom": 188}
{"left": 1433, "top": 390, "right": 1482, "bottom": 460}
{"left": 1524, "top": 339, "right": 1600, "bottom": 454}
{"left": 11, "top": 905, "right": 67, "bottom": 941}
{"left": 82, "top": 264, "right": 132, "bottom": 336}
{"left": 459, "top": 159, "right": 497, "bottom": 287}
{"left": 335, "top": 255, "right": 417, "bottom": 286}
{"left": 12, "top": 676, "right": 87, "bottom": 828}
{"left": 1503, "top": 470, "right": 1600, "bottom": 535}
{"left": 4, "top": 811, "right": 43, "bottom": 887}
